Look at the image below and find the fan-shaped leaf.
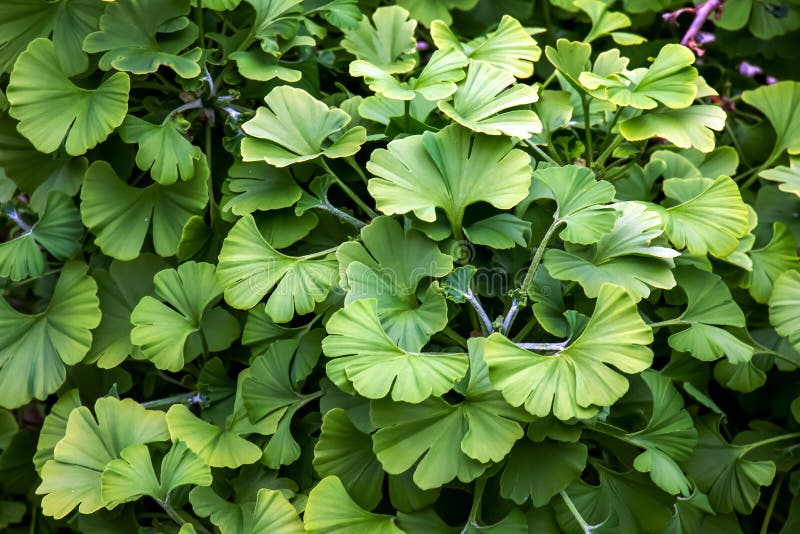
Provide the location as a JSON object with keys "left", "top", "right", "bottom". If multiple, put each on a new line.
{"left": 166, "top": 404, "right": 262, "bottom": 469}
{"left": 313, "top": 408, "right": 384, "bottom": 510}
{"left": 431, "top": 15, "right": 541, "bottom": 78}
{"left": 544, "top": 202, "right": 679, "bottom": 300}
{"left": 527, "top": 164, "right": 617, "bottom": 244}
{"left": 337, "top": 216, "right": 452, "bottom": 351}
{"left": 241, "top": 86, "right": 366, "bottom": 167}
{"left": 32, "top": 389, "right": 81, "bottom": 473}
{"left": 131, "top": 262, "right": 240, "bottom": 372}
{"left": 743, "top": 223, "right": 798, "bottom": 303}
{"left": 101, "top": 441, "right": 212, "bottom": 508}
{"left": 438, "top": 60, "right": 541, "bottom": 138}
{"left": 190, "top": 486, "right": 304, "bottom": 534}
{"left": 36, "top": 397, "right": 169, "bottom": 518}
{"left": 7, "top": 38, "right": 129, "bottom": 156}
{"left": 80, "top": 160, "right": 208, "bottom": 260}
{"left": 86, "top": 255, "right": 167, "bottom": 369}
{"left": 322, "top": 298, "right": 468, "bottom": 403}
{"left": 216, "top": 214, "right": 339, "bottom": 321}
{"left": 619, "top": 105, "right": 727, "bottom": 153}
{"left": 83, "top": 0, "right": 202, "bottom": 77}
{"left": 119, "top": 116, "right": 203, "bottom": 185}
{"left": 367, "top": 125, "right": 531, "bottom": 232}
{"left": 341, "top": 6, "right": 417, "bottom": 74}
{"left": 661, "top": 176, "right": 751, "bottom": 257}
{"left": 0, "top": 193, "right": 82, "bottom": 281}
{"left": 221, "top": 160, "right": 302, "bottom": 216}
{"left": 396, "top": 0, "right": 479, "bottom": 26}
{"left": 741, "top": 81, "right": 800, "bottom": 159}
{"left": 304, "top": 476, "right": 403, "bottom": 533}
{"left": 474, "top": 283, "right": 653, "bottom": 420}
{"left": 0, "top": 262, "right": 100, "bottom": 408}
{"left": 770, "top": 270, "right": 800, "bottom": 352}
{"left": 371, "top": 350, "right": 529, "bottom": 489}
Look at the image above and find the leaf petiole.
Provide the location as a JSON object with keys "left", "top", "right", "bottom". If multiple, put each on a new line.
{"left": 560, "top": 490, "right": 594, "bottom": 534}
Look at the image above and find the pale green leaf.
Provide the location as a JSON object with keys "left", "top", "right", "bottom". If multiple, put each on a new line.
{"left": 322, "top": 298, "right": 468, "bottom": 403}
{"left": 7, "top": 38, "right": 128, "bottom": 156}
{"left": 619, "top": 105, "right": 727, "bottom": 153}
{"left": 341, "top": 6, "right": 417, "bottom": 74}
{"left": 304, "top": 476, "right": 403, "bottom": 533}
{"left": 474, "top": 284, "right": 653, "bottom": 420}
{"left": 241, "top": 86, "right": 366, "bottom": 167}
{"left": 36, "top": 397, "right": 169, "bottom": 518}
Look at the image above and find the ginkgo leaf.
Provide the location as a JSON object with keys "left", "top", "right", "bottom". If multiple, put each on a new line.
{"left": 544, "top": 202, "right": 679, "bottom": 300}
{"left": 759, "top": 165, "right": 800, "bottom": 197}
{"left": 500, "top": 438, "right": 588, "bottom": 506}
{"left": 221, "top": 160, "right": 302, "bottom": 217}
{"left": 770, "top": 270, "right": 800, "bottom": 352}
{"left": 229, "top": 49, "right": 302, "bottom": 83}
{"left": 304, "top": 476, "right": 403, "bottom": 534}
{"left": 741, "top": 81, "right": 800, "bottom": 159}
{"left": 322, "top": 298, "right": 468, "bottom": 403}
{"left": 313, "top": 0, "right": 361, "bottom": 30}
{"left": 191, "top": 486, "right": 304, "bottom": 534}
{"left": 371, "top": 349, "right": 530, "bottom": 489}
{"left": 351, "top": 48, "right": 468, "bottom": 102}
{"left": 396, "top": 0, "right": 479, "bottom": 26}
{"left": 340, "top": 6, "right": 417, "bottom": 74}
{"left": 743, "top": 223, "right": 798, "bottom": 303}
{"left": 665, "top": 268, "right": 752, "bottom": 364}
{"left": 463, "top": 214, "right": 531, "bottom": 249}
{"left": 526, "top": 164, "right": 617, "bottom": 244}
{"left": 36, "top": 397, "right": 169, "bottom": 519}
{"left": 575, "top": 0, "right": 634, "bottom": 43}
{"left": 684, "top": 417, "right": 776, "bottom": 514}
{"left": 101, "top": 441, "right": 212, "bottom": 509}
{"left": 80, "top": 160, "right": 208, "bottom": 260}
{"left": 431, "top": 15, "right": 541, "bottom": 78}
{"left": 0, "top": 262, "right": 100, "bottom": 409}
{"left": 619, "top": 105, "right": 727, "bottom": 153}
{"left": 579, "top": 44, "right": 698, "bottom": 110}
{"left": 661, "top": 176, "right": 751, "bottom": 257}
{"left": 85, "top": 255, "right": 167, "bottom": 369}
{"left": 216, "top": 214, "right": 338, "bottom": 321}
{"left": 83, "top": 0, "right": 202, "bottom": 78}
{"left": 32, "top": 389, "right": 81, "bottom": 473}
{"left": 545, "top": 39, "right": 592, "bottom": 90}
{"left": 0, "top": 116, "right": 86, "bottom": 211}
{"left": 7, "top": 38, "right": 129, "bottom": 156}
{"left": 0, "top": 0, "right": 104, "bottom": 76}
{"left": 473, "top": 283, "right": 653, "bottom": 420}
{"left": 337, "top": 216, "right": 452, "bottom": 351}
{"left": 119, "top": 115, "right": 203, "bottom": 185}
{"left": 131, "top": 262, "right": 240, "bottom": 372}
{"left": 438, "top": 60, "right": 542, "bottom": 138}
{"left": 166, "top": 404, "right": 262, "bottom": 469}
{"left": 367, "top": 125, "right": 531, "bottom": 232}
{"left": 0, "top": 193, "right": 82, "bottom": 281}
{"left": 313, "top": 408, "right": 384, "bottom": 510}
{"left": 241, "top": 86, "right": 367, "bottom": 167}
{"left": 628, "top": 371, "right": 698, "bottom": 496}
{"left": 243, "top": 0, "right": 304, "bottom": 54}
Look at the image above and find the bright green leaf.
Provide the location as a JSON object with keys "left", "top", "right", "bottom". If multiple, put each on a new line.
{"left": 7, "top": 38, "right": 128, "bottom": 156}
{"left": 304, "top": 476, "right": 404, "bottom": 533}
{"left": 119, "top": 115, "right": 203, "bottom": 185}
{"left": 619, "top": 105, "right": 727, "bottom": 153}
{"left": 341, "top": 6, "right": 417, "bottom": 74}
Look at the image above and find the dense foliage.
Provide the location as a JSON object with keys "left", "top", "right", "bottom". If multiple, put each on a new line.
{"left": 1, "top": 0, "right": 800, "bottom": 532}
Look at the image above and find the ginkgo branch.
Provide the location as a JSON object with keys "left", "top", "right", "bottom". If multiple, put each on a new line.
{"left": 163, "top": 98, "right": 204, "bottom": 124}
{"left": 503, "top": 219, "right": 564, "bottom": 334}
{"left": 141, "top": 392, "right": 207, "bottom": 409}
{"left": 464, "top": 287, "right": 493, "bottom": 335}
{"left": 739, "top": 432, "right": 800, "bottom": 455}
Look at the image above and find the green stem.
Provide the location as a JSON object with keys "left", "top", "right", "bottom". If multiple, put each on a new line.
{"left": 525, "top": 139, "right": 560, "bottom": 165}
{"left": 315, "top": 203, "right": 366, "bottom": 228}
{"left": 403, "top": 99, "right": 411, "bottom": 132}
{"left": 725, "top": 121, "right": 751, "bottom": 168}
{"left": 194, "top": 0, "right": 205, "bottom": 49}
{"left": 466, "top": 477, "right": 487, "bottom": 526}
{"left": 205, "top": 122, "right": 217, "bottom": 225}
{"left": 300, "top": 246, "right": 339, "bottom": 260}
{"left": 647, "top": 318, "right": 684, "bottom": 329}
{"left": 594, "top": 135, "right": 623, "bottom": 169}
{"left": 581, "top": 96, "right": 593, "bottom": 166}
{"left": 560, "top": 491, "right": 593, "bottom": 534}
{"left": 320, "top": 160, "right": 378, "bottom": 219}
{"left": 540, "top": 71, "right": 557, "bottom": 90}
{"left": 740, "top": 432, "right": 800, "bottom": 455}
{"left": 141, "top": 392, "right": 206, "bottom": 409}
{"left": 760, "top": 475, "right": 783, "bottom": 534}
{"left": 512, "top": 318, "right": 538, "bottom": 342}
{"left": 441, "top": 326, "right": 468, "bottom": 349}
{"left": 131, "top": 81, "right": 181, "bottom": 94}
{"left": 517, "top": 341, "right": 568, "bottom": 351}
{"left": 344, "top": 156, "right": 369, "bottom": 186}
{"left": 162, "top": 499, "right": 210, "bottom": 534}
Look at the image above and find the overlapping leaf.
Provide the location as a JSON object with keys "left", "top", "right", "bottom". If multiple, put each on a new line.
{"left": 473, "top": 283, "right": 653, "bottom": 420}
